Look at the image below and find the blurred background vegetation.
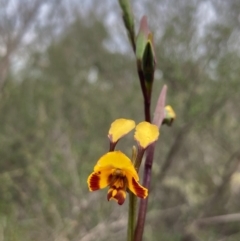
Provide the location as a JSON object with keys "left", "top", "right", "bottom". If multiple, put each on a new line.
{"left": 0, "top": 0, "right": 240, "bottom": 240}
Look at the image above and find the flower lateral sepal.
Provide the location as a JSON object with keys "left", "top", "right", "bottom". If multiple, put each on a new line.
{"left": 128, "top": 177, "right": 148, "bottom": 199}
{"left": 134, "top": 121, "right": 159, "bottom": 149}
{"left": 108, "top": 119, "right": 135, "bottom": 145}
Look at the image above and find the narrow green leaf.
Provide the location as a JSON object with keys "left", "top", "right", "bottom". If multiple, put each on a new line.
{"left": 118, "top": 0, "right": 135, "bottom": 51}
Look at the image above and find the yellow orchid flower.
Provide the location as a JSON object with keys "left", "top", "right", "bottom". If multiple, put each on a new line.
{"left": 87, "top": 151, "right": 148, "bottom": 205}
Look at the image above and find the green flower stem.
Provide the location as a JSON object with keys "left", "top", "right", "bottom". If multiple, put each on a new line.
{"left": 132, "top": 146, "right": 137, "bottom": 164}
{"left": 134, "top": 147, "right": 145, "bottom": 173}
{"left": 127, "top": 192, "right": 137, "bottom": 241}
{"left": 128, "top": 146, "right": 144, "bottom": 241}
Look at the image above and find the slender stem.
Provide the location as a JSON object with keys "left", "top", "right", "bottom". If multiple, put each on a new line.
{"left": 128, "top": 192, "right": 137, "bottom": 241}
{"left": 132, "top": 146, "right": 137, "bottom": 165}
{"left": 134, "top": 143, "right": 155, "bottom": 241}
{"left": 128, "top": 148, "right": 145, "bottom": 241}
{"left": 137, "top": 60, "right": 151, "bottom": 122}
{"left": 134, "top": 147, "right": 145, "bottom": 173}
{"left": 130, "top": 32, "right": 136, "bottom": 53}
{"left": 127, "top": 145, "right": 139, "bottom": 241}
{"left": 134, "top": 85, "right": 167, "bottom": 241}
{"left": 109, "top": 141, "right": 117, "bottom": 152}
{"left": 144, "top": 99, "right": 151, "bottom": 123}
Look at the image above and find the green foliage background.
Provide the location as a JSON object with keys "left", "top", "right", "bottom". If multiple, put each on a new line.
{"left": 0, "top": 1, "right": 240, "bottom": 240}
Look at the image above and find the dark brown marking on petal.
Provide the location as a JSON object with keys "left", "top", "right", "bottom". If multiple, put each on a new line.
{"left": 89, "top": 173, "right": 100, "bottom": 191}
{"left": 108, "top": 174, "right": 113, "bottom": 184}
{"left": 114, "top": 190, "right": 126, "bottom": 205}
{"left": 132, "top": 177, "right": 147, "bottom": 198}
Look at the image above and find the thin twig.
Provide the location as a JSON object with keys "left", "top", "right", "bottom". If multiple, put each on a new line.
{"left": 194, "top": 213, "right": 240, "bottom": 226}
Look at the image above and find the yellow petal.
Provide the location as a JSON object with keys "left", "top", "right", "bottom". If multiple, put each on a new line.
{"left": 134, "top": 122, "right": 159, "bottom": 149}
{"left": 108, "top": 118, "right": 135, "bottom": 143}
{"left": 94, "top": 151, "right": 139, "bottom": 181}
{"left": 127, "top": 175, "right": 148, "bottom": 199}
